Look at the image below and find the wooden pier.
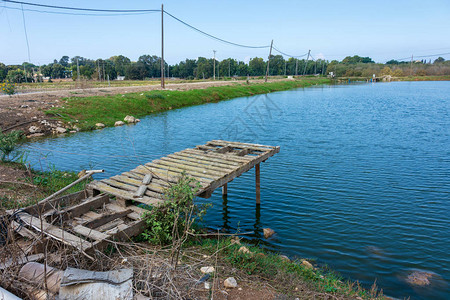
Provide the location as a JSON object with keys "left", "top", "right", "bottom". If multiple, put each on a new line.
{"left": 9, "top": 140, "right": 279, "bottom": 255}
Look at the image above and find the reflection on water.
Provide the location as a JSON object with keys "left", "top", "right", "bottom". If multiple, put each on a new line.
{"left": 25, "top": 82, "right": 450, "bottom": 300}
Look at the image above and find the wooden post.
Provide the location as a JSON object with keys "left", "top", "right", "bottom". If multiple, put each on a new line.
{"left": 222, "top": 183, "right": 228, "bottom": 196}
{"left": 265, "top": 40, "right": 273, "bottom": 82}
{"left": 255, "top": 163, "right": 260, "bottom": 205}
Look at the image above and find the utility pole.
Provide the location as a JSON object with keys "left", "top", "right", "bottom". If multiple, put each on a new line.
{"left": 161, "top": 4, "right": 165, "bottom": 88}
{"left": 98, "top": 61, "right": 101, "bottom": 81}
{"left": 314, "top": 60, "right": 317, "bottom": 74}
{"left": 228, "top": 59, "right": 231, "bottom": 78}
{"left": 213, "top": 50, "right": 216, "bottom": 80}
{"left": 265, "top": 39, "right": 273, "bottom": 82}
{"left": 77, "top": 58, "right": 80, "bottom": 88}
{"left": 410, "top": 54, "right": 413, "bottom": 76}
{"left": 284, "top": 60, "right": 287, "bottom": 76}
{"left": 167, "top": 62, "right": 169, "bottom": 79}
{"left": 303, "top": 49, "right": 311, "bottom": 76}
{"left": 295, "top": 59, "right": 298, "bottom": 76}
{"left": 103, "top": 62, "right": 105, "bottom": 82}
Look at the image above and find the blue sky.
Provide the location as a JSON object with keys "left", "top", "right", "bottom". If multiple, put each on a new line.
{"left": 1, "top": 0, "right": 449, "bottom": 65}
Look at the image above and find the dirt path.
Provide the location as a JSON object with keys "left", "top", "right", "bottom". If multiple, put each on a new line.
{"left": 0, "top": 79, "right": 256, "bottom": 136}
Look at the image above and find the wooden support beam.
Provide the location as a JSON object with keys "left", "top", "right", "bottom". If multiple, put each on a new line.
{"left": 222, "top": 183, "right": 228, "bottom": 196}
{"left": 255, "top": 163, "right": 260, "bottom": 205}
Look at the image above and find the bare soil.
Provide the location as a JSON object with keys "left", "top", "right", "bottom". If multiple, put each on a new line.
{"left": 0, "top": 80, "right": 256, "bottom": 137}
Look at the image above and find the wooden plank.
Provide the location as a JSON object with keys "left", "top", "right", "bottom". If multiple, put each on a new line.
{"left": 83, "top": 210, "right": 132, "bottom": 229}
{"left": 106, "top": 203, "right": 141, "bottom": 220}
{"left": 236, "top": 148, "right": 251, "bottom": 156}
{"left": 255, "top": 163, "right": 260, "bottom": 205}
{"left": 199, "top": 146, "right": 280, "bottom": 197}
{"left": 102, "top": 178, "right": 164, "bottom": 198}
{"left": 142, "top": 174, "right": 152, "bottom": 184}
{"left": 23, "top": 191, "right": 86, "bottom": 217}
{"left": 157, "top": 157, "right": 230, "bottom": 177}
{"left": 17, "top": 212, "right": 91, "bottom": 251}
{"left": 0, "top": 253, "right": 45, "bottom": 270}
{"left": 163, "top": 155, "right": 235, "bottom": 172}
{"left": 183, "top": 149, "right": 252, "bottom": 163}
{"left": 90, "top": 181, "right": 164, "bottom": 206}
{"left": 83, "top": 211, "right": 102, "bottom": 220}
{"left": 170, "top": 152, "right": 240, "bottom": 168}
{"left": 151, "top": 159, "right": 226, "bottom": 177}
{"left": 95, "top": 219, "right": 124, "bottom": 232}
{"left": 134, "top": 185, "right": 147, "bottom": 198}
{"left": 145, "top": 162, "right": 217, "bottom": 181}
{"left": 111, "top": 175, "right": 168, "bottom": 193}
{"left": 215, "top": 145, "right": 233, "bottom": 153}
{"left": 132, "top": 165, "right": 211, "bottom": 185}
{"left": 60, "top": 193, "right": 110, "bottom": 221}
{"left": 195, "top": 145, "right": 216, "bottom": 151}
{"left": 122, "top": 171, "right": 171, "bottom": 187}
{"left": 208, "top": 140, "right": 274, "bottom": 152}
{"left": 10, "top": 220, "right": 40, "bottom": 240}
{"left": 72, "top": 225, "right": 109, "bottom": 241}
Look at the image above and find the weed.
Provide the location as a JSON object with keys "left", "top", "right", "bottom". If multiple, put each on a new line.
{"left": 0, "top": 130, "right": 24, "bottom": 162}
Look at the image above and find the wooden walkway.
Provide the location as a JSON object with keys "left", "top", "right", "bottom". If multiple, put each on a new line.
{"left": 10, "top": 140, "right": 279, "bottom": 256}
{"left": 89, "top": 140, "right": 280, "bottom": 205}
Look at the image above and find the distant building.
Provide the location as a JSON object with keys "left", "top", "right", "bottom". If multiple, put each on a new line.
{"left": 116, "top": 76, "right": 125, "bottom": 81}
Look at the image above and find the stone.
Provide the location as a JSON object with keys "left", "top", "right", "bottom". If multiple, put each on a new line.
{"left": 115, "top": 121, "right": 125, "bottom": 126}
{"left": 204, "top": 282, "right": 211, "bottom": 290}
{"left": 124, "top": 115, "right": 136, "bottom": 123}
{"left": 301, "top": 260, "right": 313, "bottom": 269}
{"left": 135, "top": 119, "right": 141, "bottom": 122}
{"left": 238, "top": 246, "right": 251, "bottom": 254}
{"left": 73, "top": 125, "right": 80, "bottom": 132}
{"left": 405, "top": 271, "right": 433, "bottom": 286}
{"left": 20, "top": 104, "right": 29, "bottom": 108}
{"left": 95, "top": 123, "right": 105, "bottom": 128}
{"left": 28, "top": 125, "right": 41, "bottom": 134}
{"left": 55, "top": 127, "right": 67, "bottom": 134}
{"left": 69, "top": 130, "right": 77, "bottom": 133}
{"left": 200, "top": 266, "right": 215, "bottom": 274}
{"left": 279, "top": 255, "right": 290, "bottom": 262}
{"left": 224, "top": 277, "right": 237, "bottom": 288}
{"left": 263, "top": 228, "right": 275, "bottom": 239}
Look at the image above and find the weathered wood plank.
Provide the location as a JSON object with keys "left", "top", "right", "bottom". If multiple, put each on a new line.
{"left": 208, "top": 140, "right": 274, "bottom": 152}
{"left": 142, "top": 174, "right": 152, "bottom": 184}
{"left": 134, "top": 185, "right": 147, "bottom": 198}
{"left": 111, "top": 175, "right": 168, "bottom": 193}
{"left": 60, "top": 193, "right": 110, "bottom": 221}
{"left": 132, "top": 165, "right": 211, "bottom": 185}
{"left": 183, "top": 149, "right": 252, "bottom": 163}
{"left": 199, "top": 146, "right": 280, "bottom": 197}
{"left": 164, "top": 154, "right": 236, "bottom": 171}
{"left": 102, "top": 178, "right": 164, "bottom": 198}
{"left": 236, "top": 148, "right": 251, "bottom": 156}
{"left": 170, "top": 152, "right": 240, "bottom": 168}
{"left": 23, "top": 191, "right": 86, "bottom": 217}
{"left": 83, "top": 210, "right": 132, "bottom": 229}
{"left": 72, "top": 225, "right": 109, "bottom": 241}
{"left": 106, "top": 203, "right": 141, "bottom": 220}
{"left": 215, "top": 145, "right": 233, "bottom": 153}
{"left": 17, "top": 212, "right": 91, "bottom": 251}
{"left": 157, "top": 157, "right": 230, "bottom": 176}
{"left": 90, "top": 181, "right": 164, "bottom": 206}
{"left": 145, "top": 162, "right": 217, "bottom": 181}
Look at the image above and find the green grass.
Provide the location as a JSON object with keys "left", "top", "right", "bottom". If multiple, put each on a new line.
{"left": 0, "top": 161, "right": 89, "bottom": 210}
{"left": 45, "top": 78, "right": 330, "bottom": 131}
{"left": 195, "top": 237, "right": 385, "bottom": 299}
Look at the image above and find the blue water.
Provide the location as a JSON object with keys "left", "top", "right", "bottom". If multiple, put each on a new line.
{"left": 25, "top": 81, "right": 450, "bottom": 299}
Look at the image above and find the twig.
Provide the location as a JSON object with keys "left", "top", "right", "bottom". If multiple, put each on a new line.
{"left": 0, "top": 180, "right": 37, "bottom": 188}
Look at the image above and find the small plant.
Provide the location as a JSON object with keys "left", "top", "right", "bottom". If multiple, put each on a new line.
{"left": 0, "top": 81, "right": 16, "bottom": 96}
{"left": 0, "top": 130, "right": 24, "bottom": 162}
{"left": 141, "top": 174, "right": 209, "bottom": 245}
{"left": 145, "top": 93, "right": 166, "bottom": 100}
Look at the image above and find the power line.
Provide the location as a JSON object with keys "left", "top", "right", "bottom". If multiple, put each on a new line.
{"left": 1, "top": 4, "right": 158, "bottom": 16}
{"left": 163, "top": 9, "right": 270, "bottom": 49}
{"left": 272, "top": 45, "right": 308, "bottom": 58}
{"left": 20, "top": 4, "right": 31, "bottom": 62}
{"left": 394, "top": 52, "right": 450, "bottom": 61}
{"left": 1, "top": 0, "right": 159, "bottom": 13}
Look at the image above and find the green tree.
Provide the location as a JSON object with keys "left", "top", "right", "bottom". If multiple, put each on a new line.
{"left": 249, "top": 57, "right": 266, "bottom": 76}
{"left": 59, "top": 56, "right": 70, "bottom": 67}
{"left": 110, "top": 55, "right": 131, "bottom": 76}
{"left": 0, "top": 63, "right": 7, "bottom": 82}
{"left": 434, "top": 57, "right": 445, "bottom": 64}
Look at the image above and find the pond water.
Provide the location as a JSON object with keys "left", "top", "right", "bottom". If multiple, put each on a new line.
{"left": 25, "top": 81, "right": 449, "bottom": 299}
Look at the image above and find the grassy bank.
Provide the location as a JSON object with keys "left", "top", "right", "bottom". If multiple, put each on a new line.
{"left": 46, "top": 78, "right": 330, "bottom": 131}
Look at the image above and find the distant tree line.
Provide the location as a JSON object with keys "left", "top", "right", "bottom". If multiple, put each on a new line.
{"left": 0, "top": 54, "right": 448, "bottom": 83}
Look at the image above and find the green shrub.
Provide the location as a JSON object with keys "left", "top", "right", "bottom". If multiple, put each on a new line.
{"left": 145, "top": 93, "right": 166, "bottom": 100}
{"left": 141, "top": 174, "right": 209, "bottom": 245}
{"left": 0, "top": 130, "right": 24, "bottom": 162}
